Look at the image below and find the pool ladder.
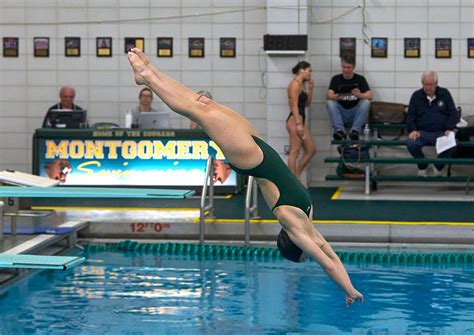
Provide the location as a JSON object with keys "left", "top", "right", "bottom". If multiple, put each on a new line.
{"left": 199, "top": 157, "right": 259, "bottom": 246}
{"left": 244, "top": 176, "right": 259, "bottom": 246}
{"left": 199, "top": 157, "right": 215, "bottom": 244}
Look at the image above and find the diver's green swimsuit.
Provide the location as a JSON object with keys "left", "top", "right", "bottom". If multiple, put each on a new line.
{"left": 229, "top": 136, "right": 312, "bottom": 217}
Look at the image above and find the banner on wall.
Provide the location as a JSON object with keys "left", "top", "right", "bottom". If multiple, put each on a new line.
{"left": 36, "top": 136, "right": 237, "bottom": 187}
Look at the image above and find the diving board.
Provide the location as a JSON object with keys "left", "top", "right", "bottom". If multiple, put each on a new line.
{"left": 0, "top": 186, "right": 195, "bottom": 199}
{"left": 0, "top": 254, "right": 85, "bottom": 270}
{"left": 0, "top": 170, "right": 195, "bottom": 241}
{"left": 0, "top": 170, "right": 59, "bottom": 187}
{"left": 0, "top": 184, "right": 194, "bottom": 240}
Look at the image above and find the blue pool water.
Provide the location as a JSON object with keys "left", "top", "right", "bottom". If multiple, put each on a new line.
{"left": 1, "top": 251, "right": 474, "bottom": 334}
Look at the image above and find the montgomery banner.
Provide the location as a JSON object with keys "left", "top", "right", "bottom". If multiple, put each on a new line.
{"left": 33, "top": 130, "right": 238, "bottom": 187}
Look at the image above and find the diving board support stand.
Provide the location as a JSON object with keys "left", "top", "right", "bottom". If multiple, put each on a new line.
{"left": 200, "top": 157, "right": 215, "bottom": 244}
{"left": 6, "top": 197, "right": 18, "bottom": 237}
{"left": 244, "top": 176, "right": 259, "bottom": 246}
{"left": 0, "top": 170, "right": 59, "bottom": 241}
{"left": 365, "top": 164, "right": 371, "bottom": 195}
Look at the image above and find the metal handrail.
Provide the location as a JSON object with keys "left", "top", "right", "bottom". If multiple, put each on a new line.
{"left": 199, "top": 156, "right": 215, "bottom": 244}
{"left": 244, "top": 176, "right": 260, "bottom": 246}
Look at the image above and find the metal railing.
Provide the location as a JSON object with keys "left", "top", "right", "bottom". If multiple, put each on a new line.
{"left": 199, "top": 159, "right": 260, "bottom": 245}
{"left": 199, "top": 156, "right": 215, "bottom": 244}
{"left": 244, "top": 176, "right": 260, "bottom": 246}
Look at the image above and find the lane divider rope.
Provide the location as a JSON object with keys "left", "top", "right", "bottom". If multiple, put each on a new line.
{"left": 83, "top": 241, "right": 474, "bottom": 265}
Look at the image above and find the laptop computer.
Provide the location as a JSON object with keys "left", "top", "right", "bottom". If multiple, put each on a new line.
{"left": 44, "top": 109, "right": 88, "bottom": 128}
{"left": 139, "top": 112, "right": 171, "bottom": 129}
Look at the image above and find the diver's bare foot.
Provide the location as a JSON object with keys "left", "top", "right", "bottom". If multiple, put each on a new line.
{"left": 128, "top": 51, "right": 152, "bottom": 86}
{"left": 131, "top": 48, "right": 150, "bottom": 66}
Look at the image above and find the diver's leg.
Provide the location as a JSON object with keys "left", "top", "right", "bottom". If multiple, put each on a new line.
{"left": 128, "top": 49, "right": 262, "bottom": 169}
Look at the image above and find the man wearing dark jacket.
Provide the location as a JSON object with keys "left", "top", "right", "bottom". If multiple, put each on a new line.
{"left": 406, "top": 71, "right": 458, "bottom": 176}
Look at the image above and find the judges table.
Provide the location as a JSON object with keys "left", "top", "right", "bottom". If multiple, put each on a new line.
{"left": 32, "top": 128, "right": 239, "bottom": 192}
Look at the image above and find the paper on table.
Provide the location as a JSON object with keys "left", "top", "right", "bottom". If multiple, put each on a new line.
{"left": 436, "top": 131, "right": 456, "bottom": 154}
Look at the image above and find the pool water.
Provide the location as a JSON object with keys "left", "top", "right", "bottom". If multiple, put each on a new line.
{"left": 1, "top": 251, "right": 474, "bottom": 334}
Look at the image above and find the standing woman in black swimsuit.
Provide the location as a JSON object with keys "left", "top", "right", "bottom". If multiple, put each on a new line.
{"left": 286, "top": 61, "right": 316, "bottom": 181}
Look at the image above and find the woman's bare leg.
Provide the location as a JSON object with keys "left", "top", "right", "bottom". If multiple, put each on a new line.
{"left": 128, "top": 48, "right": 262, "bottom": 170}
{"left": 286, "top": 118, "right": 302, "bottom": 175}
{"left": 295, "top": 126, "right": 316, "bottom": 176}
{"left": 286, "top": 119, "right": 316, "bottom": 178}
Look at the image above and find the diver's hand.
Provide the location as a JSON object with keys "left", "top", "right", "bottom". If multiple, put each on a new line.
{"left": 345, "top": 289, "right": 364, "bottom": 307}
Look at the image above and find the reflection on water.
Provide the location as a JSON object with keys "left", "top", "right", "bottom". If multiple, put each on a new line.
{"left": 1, "top": 252, "right": 474, "bottom": 334}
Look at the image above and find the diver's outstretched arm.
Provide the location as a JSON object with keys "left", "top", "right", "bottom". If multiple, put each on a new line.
{"left": 277, "top": 207, "right": 364, "bottom": 307}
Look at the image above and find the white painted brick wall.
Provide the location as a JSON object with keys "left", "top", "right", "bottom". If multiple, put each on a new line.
{"left": 0, "top": 0, "right": 472, "bottom": 184}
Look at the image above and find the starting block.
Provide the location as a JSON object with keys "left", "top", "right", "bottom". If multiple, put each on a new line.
{"left": 0, "top": 253, "right": 85, "bottom": 270}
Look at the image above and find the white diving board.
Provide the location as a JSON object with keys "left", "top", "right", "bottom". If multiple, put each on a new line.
{"left": 0, "top": 170, "right": 59, "bottom": 187}
{"left": 0, "top": 253, "right": 85, "bottom": 270}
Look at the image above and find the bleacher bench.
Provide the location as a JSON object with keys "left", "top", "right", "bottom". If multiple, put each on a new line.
{"left": 324, "top": 123, "right": 474, "bottom": 194}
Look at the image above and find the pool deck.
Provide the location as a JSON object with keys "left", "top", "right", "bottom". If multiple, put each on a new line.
{"left": 2, "top": 184, "right": 474, "bottom": 251}
{"left": 2, "top": 184, "right": 473, "bottom": 244}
